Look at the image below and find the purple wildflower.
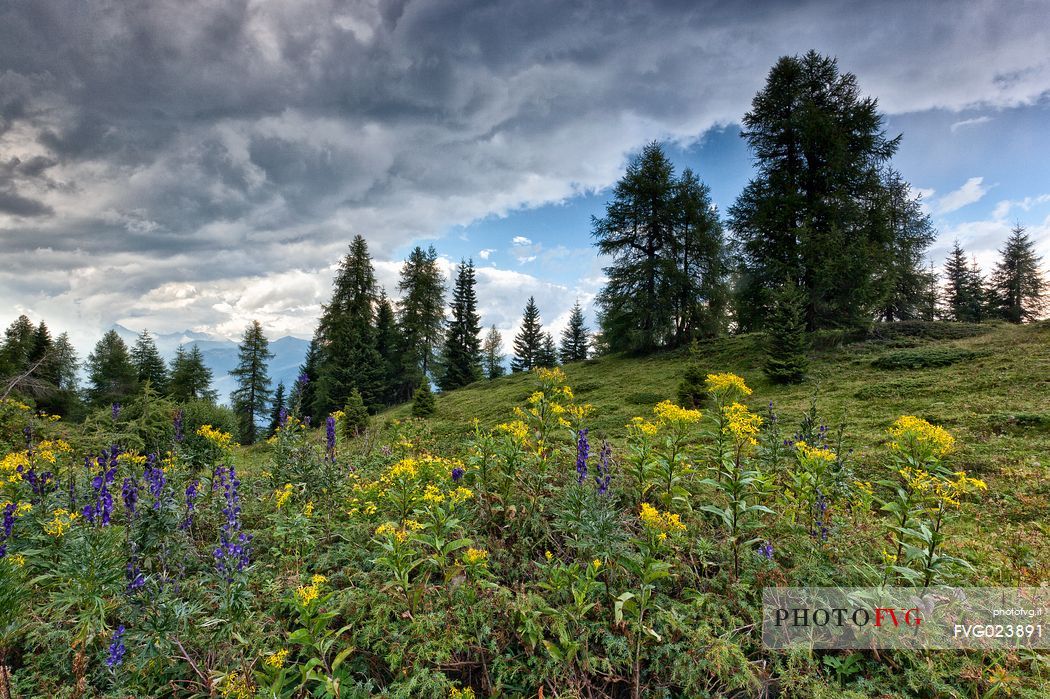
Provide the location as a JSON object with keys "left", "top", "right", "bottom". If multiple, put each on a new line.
{"left": 213, "top": 464, "right": 251, "bottom": 582}
{"left": 180, "top": 479, "right": 200, "bottom": 531}
{"left": 325, "top": 415, "right": 336, "bottom": 463}
{"left": 278, "top": 406, "right": 288, "bottom": 427}
{"left": 1, "top": 502, "right": 15, "bottom": 539}
{"left": 105, "top": 625, "right": 126, "bottom": 668}
{"left": 126, "top": 542, "right": 145, "bottom": 594}
{"left": 451, "top": 466, "right": 465, "bottom": 482}
{"left": 112, "top": 402, "right": 121, "bottom": 421}
{"left": 122, "top": 477, "right": 139, "bottom": 518}
{"left": 143, "top": 454, "right": 165, "bottom": 510}
{"left": 173, "top": 409, "right": 184, "bottom": 443}
{"left": 575, "top": 429, "right": 590, "bottom": 485}
{"left": 758, "top": 542, "right": 774, "bottom": 560}
{"left": 594, "top": 441, "right": 612, "bottom": 495}
{"left": 297, "top": 372, "right": 309, "bottom": 386}
{"left": 84, "top": 446, "right": 119, "bottom": 526}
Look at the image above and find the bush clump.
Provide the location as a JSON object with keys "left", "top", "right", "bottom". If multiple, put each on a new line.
{"left": 872, "top": 347, "right": 979, "bottom": 370}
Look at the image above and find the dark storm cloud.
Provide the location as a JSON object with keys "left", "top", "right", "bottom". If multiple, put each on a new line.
{"left": 1, "top": 0, "right": 1049, "bottom": 338}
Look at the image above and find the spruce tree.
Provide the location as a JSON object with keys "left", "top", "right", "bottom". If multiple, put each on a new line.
{"left": 676, "top": 341, "right": 706, "bottom": 409}
{"left": 593, "top": 142, "right": 677, "bottom": 352}
{"left": 52, "top": 333, "right": 80, "bottom": 392}
{"left": 875, "top": 172, "right": 938, "bottom": 322}
{"left": 730, "top": 51, "right": 927, "bottom": 331}
{"left": 0, "top": 315, "right": 36, "bottom": 378}
{"left": 268, "top": 381, "right": 286, "bottom": 435}
{"left": 537, "top": 333, "right": 558, "bottom": 368}
{"left": 314, "top": 235, "right": 384, "bottom": 415}
{"left": 295, "top": 332, "right": 322, "bottom": 421}
{"left": 341, "top": 389, "right": 369, "bottom": 436}
{"left": 396, "top": 245, "right": 445, "bottom": 397}
{"left": 131, "top": 330, "right": 169, "bottom": 393}
{"left": 990, "top": 225, "right": 1046, "bottom": 323}
{"left": 439, "top": 259, "right": 483, "bottom": 390}
{"left": 27, "top": 321, "right": 55, "bottom": 385}
{"left": 411, "top": 379, "right": 436, "bottom": 418}
{"left": 482, "top": 325, "right": 505, "bottom": 379}
{"left": 168, "top": 345, "right": 217, "bottom": 403}
{"left": 511, "top": 297, "right": 543, "bottom": 372}
{"left": 85, "top": 330, "right": 139, "bottom": 407}
{"left": 764, "top": 281, "right": 808, "bottom": 384}
{"left": 559, "top": 302, "right": 589, "bottom": 363}
{"left": 669, "top": 168, "right": 728, "bottom": 341}
{"left": 942, "top": 241, "right": 973, "bottom": 321}
{"left": 374, "top": 292, "right": 402, "bottom": 405}
{"left": 965, "top": 257, "right": 987, "bottom": 322}
{"left": 229, "top": 320, "right": 274, "bottom": 444}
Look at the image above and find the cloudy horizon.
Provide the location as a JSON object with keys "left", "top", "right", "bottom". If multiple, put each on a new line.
{"left": 3, "top": 0, "right": 1049, "bottom": 353}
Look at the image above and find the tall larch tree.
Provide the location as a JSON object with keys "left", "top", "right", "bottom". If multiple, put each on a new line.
{"left": 230, "top": 320, "right": 274, "bottom": 444}
{"left": 729, "top": 51, "right": 926, "bottom": 332}
{"left": 593, "top": 142, "right": 677, "bottom": 353}
{"left": 131, "top": 330, "right": 169, "bottom": 393}
{"left": 990, "top": 224, "right": 1046, "bottom": 323}
{"left": 559, "top": 302, "right": 589, "bottom": 363}
{"left": 481, "top": 325, "right": 505, "bottom": 379}
{"left": 511, "top": 297, "right": 543, "bottom": 372}
{"left": 396, "top": 245, "right": 445, "bottom": 398}
{"left": 439, "top": 259, "right": 483, "bottom": 390}
{"left": 314, "top": 235, "right": 383, "bottom": 415}
{"left": 669, "top": 168, "right": 728, "bottom": 341}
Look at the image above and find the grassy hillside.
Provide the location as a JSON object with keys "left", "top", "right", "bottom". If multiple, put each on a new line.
{"left": 387, "top": 320, "right": 1049, "bottom": 578}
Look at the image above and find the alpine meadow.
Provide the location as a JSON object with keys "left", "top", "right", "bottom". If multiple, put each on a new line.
{"left": 1, "top": 3, "right": 1049, "bottom": 699}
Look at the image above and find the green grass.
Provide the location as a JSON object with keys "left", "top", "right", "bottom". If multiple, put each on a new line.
{"left": 383, "top": 320, "right": 1050, "bottom": 579}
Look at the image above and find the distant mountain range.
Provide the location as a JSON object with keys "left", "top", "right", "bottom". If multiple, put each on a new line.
{"left": 111, "top": 325, "right": 310, "bottom": 405}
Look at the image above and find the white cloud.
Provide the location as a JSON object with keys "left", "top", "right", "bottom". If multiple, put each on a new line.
{"left": 511, "top": 236, "right": 532, "bottom": 247}
{"left": 950, "top": 116, "right": 993, "bottom": 132}
{"left": 992, "top": 193, "right": 1050, "bottom": 220}
{"left": 935, "top": 177, "right": 989, "bottom": 215}
{"left": 478, "top": 248, "right": 496, "bottom": 260}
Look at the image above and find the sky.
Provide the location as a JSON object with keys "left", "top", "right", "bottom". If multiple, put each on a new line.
{"left": 2, "top": 0, "right": 1049, "bottom": 353}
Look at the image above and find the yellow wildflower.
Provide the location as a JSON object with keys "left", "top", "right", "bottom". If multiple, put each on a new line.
{"left": 723, "top": 403, "right": 762, "bottom": 446}
{"left": 496, "top": 420, "right": 530, "bottom": 444}
{"left": 544, "top": 550, "right": 553, "bottom": 561}
{"left": 7, "top": 553, "right": 25, "bottom": 567}
{"left": 220, "top": 671, "right": 253, "bottom": 699}
{"left": 265, "top": 649, "right": 290, "bottom": 668}
{"left": 449, "top": 687, "right": 477, "bottom": 699}
{"left": 653, "top": 400, "right": 702, "bottom": 425}
{"left": 627, "top": 416, "right": 659, "bottom": 437}
{"left": 295, "top": 584, "right": 319, "bottom": 606}
{"left": 705, "top": 372, "right": 752, "bottom": 397}
{"left": 274, "top": 483, "right": 293, "bottom": 509}
{"left": 451, "top": 486, "right": 474, "bottom": 503}
{"left": 639, "top": 503, "right": 686, "bottom": 535}
{"left": 303, "top": 501, "right": 314, "bottom": 517}
{"left": 196, "top": 424, "right": 236, "bottom": 449}
{"left": 536, "top": 366, "right": 567, "bottom": 384}
{"left": 386, "top": 458, "right": 419, "bottom": 480}
{"left": 592, "top": 559, "right": 602, "bottom": 570}
{"left": 795, "top": 440, "right": 836, "bottom": 462}
{"left": 888, "top": 415, "right": 954, "bottom": 458}
{"left": 463, "top": 548, "right": 489, "bottom": 566}
{"left": 422, "top": 484, "right": 445, "bottom": 504}
{"left": 44, "top": 508, "right": 78, "bottom": 537}
{"left": 527, "top": 391, "right": 545, "bottom": 405}
{"left": 311, "top": 574, "right": 328, "bottom": 585}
